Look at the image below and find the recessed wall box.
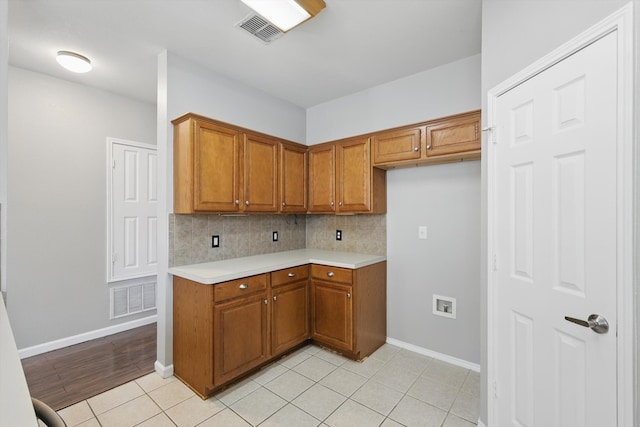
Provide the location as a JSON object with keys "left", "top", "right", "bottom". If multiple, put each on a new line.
{"left": 433, "top": 294, "right": 456, "bottom": 319}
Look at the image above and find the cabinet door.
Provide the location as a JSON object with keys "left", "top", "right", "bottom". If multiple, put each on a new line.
{"left": 336, "top": 138, "right": 371, "bottom": 213}
{"left": 372, "top": 127, "right": 422, "bottom": 165}
{"left": 272, "top": 280, "right": 309, "bottom": 355}
{"left": 194, "top": 121, "right": 240, "bottom": 212}
{"left": 280, "top": 143, "right": 308, "bottom": 213}
{"left": 243, "top": 134, "right": 278, "bottom": 212}
{"left": 308, "top": 144, "right": 336, "bottom": 213}
{"left": 425, "top": 112, "right": 480, "bottom": 157}
{"left": 311, "top": 280, "right": 353, "bottom": 352}
{"left": 213, "top": 293, "right": 269, "bottom": 385}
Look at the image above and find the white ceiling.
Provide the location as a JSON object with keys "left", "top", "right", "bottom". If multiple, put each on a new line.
{"left": 8, "top": 0, "right": 482, "bottom": 108}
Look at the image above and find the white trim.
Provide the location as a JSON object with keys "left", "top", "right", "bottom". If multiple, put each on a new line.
{"left": 106, "top": 137, "right": 157, "bottom": 284}
{"left": 386, "top": 337, "right": 480, "bottom": 372}
{"left": 18, "top": 315, "right": 157, "bottom": 359}
{"left": 154, "top": 360, "right": 174, "bottom": 379}
{"left": 486, "top": 4, "right": 634, "bottom": 426}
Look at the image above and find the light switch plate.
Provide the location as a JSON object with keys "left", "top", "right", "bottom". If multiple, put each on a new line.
{"left": 418, "top": 226, "right": 427, "bottom": 240}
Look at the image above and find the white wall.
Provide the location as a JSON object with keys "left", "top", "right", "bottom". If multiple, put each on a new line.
{"left": 307, "top": 55, "right": 482, "bottom": 364}
{"left": 155, "top": 52, "right": 307, "bottom": 372}
{"left": 307, "top": 55, "right": 480, "bottom": 144}
{"left": 7, "top": 66, "right": 156, "bottom": 349}
{"left": 479, "top": 1, "right": 631, "bottom": 424}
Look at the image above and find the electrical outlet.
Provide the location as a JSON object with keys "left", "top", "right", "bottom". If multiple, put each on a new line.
{"left": 212, "top": 235, "right": 220, "bottom": 248}
{"left": 336, "top": 230, "right": 342, "bottom": 241}
{"left": 272, "top": 231, "right": 278, "bottom": 242}
{"left": 418, "top": 226, "right": 427, "bottom": 240}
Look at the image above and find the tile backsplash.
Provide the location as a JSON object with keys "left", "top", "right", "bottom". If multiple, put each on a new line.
{"left": 169, "top": 214, "right": 386, "bottom": 267}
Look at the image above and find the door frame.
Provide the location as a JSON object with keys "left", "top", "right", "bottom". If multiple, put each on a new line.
{"left": 486, "top": 4, "right": 634, "bottom": 426}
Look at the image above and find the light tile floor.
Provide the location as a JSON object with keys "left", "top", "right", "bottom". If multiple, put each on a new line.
{"left": 53, "top": 343, "right": 480, "bottom": 427}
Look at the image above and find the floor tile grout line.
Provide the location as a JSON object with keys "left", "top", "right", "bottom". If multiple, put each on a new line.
{"left": 59, "top": 343, "right": 479, "bottom": 427}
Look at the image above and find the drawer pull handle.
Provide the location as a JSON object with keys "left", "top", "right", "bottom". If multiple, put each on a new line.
{"left": 288, "top": 273, "right": 296, "bottom": 277}
{"left": 327, "top": 272, "right": 334, "bottom": 277}
{"left": 239, "top": 283, "right": 248, "bottom": 289}
{"left": 273, "top": 295, "right": 278, "bottom": 301}
{"left": 347, "top": 293, "right": 351, "bottom": 299}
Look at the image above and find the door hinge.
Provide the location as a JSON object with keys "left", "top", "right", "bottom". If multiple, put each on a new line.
{"left": 112, "top": 159, "right": 116, "bottom": 169}
{"left": 482, "top": 126, "right": 497, "bottom": 144}
{"left": 493, "top": 380, "right": 498, "bottom": 399}
{"left": 112, "top": 252, "right": 118, "bottom": 264}
{"left": 492, "top": 253, "right": 498, "bottom": 271}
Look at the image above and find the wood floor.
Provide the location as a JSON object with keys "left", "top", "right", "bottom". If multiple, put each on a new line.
{"left": 21, "top": 323, "right": 157, "bottom": 411}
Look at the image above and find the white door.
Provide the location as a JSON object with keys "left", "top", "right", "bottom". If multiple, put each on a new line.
{"left": 109, "top": 140, "right": 158, "bottom": 281}
{"left": 491, "top": 31, "right": 619, "bottom": 426}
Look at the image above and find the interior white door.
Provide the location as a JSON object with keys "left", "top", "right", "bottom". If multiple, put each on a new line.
{"left": 492, "top": 31, "right": 618, "bottom": 426}
{"left": 111, "top": 141, "right": 158, "bottom": 281}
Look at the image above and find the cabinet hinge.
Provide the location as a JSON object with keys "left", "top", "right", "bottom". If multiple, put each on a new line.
{"left": 493, "top": 380, "right": 498, "bottom": 399}
{"left": 492, "top": 253, "right": 498, "bottom": 271}
{"left": 112, "top": 159, "right": 116, "bottom": 169}
{"left": 112, "top": 252, "right": 118, "bottom": 264}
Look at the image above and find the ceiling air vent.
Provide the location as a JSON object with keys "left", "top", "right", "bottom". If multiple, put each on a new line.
{"left": 236, "top": 13, "right": 284, "bottom": 44}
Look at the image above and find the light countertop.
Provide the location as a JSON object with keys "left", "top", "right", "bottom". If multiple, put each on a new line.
{"left": 0, "top": 298, "right": 38, "bottom": 427}
{"left": 169, "top": 249, "right": 386, "bottom": 284}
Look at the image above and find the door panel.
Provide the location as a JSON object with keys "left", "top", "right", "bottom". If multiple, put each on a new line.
{"left": 493, "top": 32, "right": 617, "bottom": 426}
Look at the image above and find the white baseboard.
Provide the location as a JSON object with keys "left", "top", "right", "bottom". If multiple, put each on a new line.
{"left": 477, "top": 420, "right": 487, "bottom": 427}
{"left": 154, "top": 360, "right": 174, "bottom": 378}
{"left": 18, "top": 315, "right": 157, "bottom": 359}
{"left": 386, "top": 337, "right": 481, "bottom": 372}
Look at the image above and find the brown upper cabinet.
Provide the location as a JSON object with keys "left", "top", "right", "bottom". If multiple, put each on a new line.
{"left": 242, "top": 133, "right": 279, "bottom": 213}
{"left": 173, "top": 110, "right": 478, "bottom": 214}
{"left": 309, "top": 137, "right": 386, "bottom": 214}
{"left": 280, "top": 143, "right": 308, "bottom": 213}
{"left": 173, "top": 113, "right": 306, "bottom": 214}
{"left": 372, "top": 110, "right": 481, "bottom": 168}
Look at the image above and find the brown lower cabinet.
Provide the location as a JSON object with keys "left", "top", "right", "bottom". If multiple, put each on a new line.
{"left": 173, "top": 261, "right": 386, "bottom": 398}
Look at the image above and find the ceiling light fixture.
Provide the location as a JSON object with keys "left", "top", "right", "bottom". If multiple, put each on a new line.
{"left": 56, "top": 51, "right": 93, "bottom": 73}
{"left": 240, "top": 0, "right": 326, "bottom": 32}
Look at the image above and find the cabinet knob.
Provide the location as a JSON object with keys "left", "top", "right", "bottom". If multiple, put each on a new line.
{"left": 347, "top": 293, "right": 351, "bottom": 299}
{"left": 426, "top": 144, "right": 432, "bottom": 150}
{"left": 327, "top": 272, "right": 334, "bottom": 277}
{"left": 235, "top": 199, "right": 240, "bottom": 205}
{"left": 330, "top": 201, "right": 334, "bottom": 207}
{"left": 245, "top": 200, "right": 250, "bottom": 206}
{"left": 339, "top": 201, "right": 343, "bottom": 206}
{"left": 273, "top": 295, "right": 278, "bottom": 301}
{"left": 239, "top": 283, "right": 248, "bottom": 289}
{"left": 287, "top": 272, "right": 296, "bottom": 277}
{"left": 413, "top": 146, "right": 419, "bottom": 152}
{"left": 282, "top": 201, "right": 286, "bottom": 207}
{"left": 264, "top": 299, "right": 268, "bottom": 305}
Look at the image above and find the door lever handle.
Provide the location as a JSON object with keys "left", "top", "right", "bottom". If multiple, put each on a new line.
{"left": 564, "top": 314, "right": 609, "bottom": 334}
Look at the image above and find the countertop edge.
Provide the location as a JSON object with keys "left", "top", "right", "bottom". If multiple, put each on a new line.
{"left": 0, "top": 300, "right": 39, "bottom": 426}
{"left": 169, "top": 250, "right": 386, "bottom": 285}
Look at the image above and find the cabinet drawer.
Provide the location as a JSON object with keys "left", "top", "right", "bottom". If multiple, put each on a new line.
{"left": 271, "top": 265, "right": 309, "bottom": 287}
{"left": 214, "top": 274, "right": 267, "bottom": 303}
{"left": 311, "top": 264, "right": 352, "bottom": 284}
